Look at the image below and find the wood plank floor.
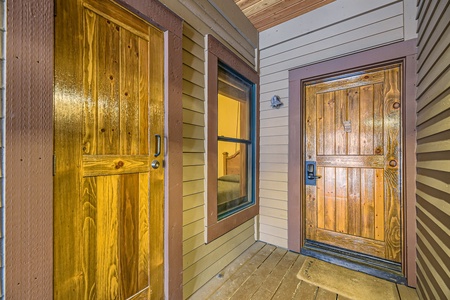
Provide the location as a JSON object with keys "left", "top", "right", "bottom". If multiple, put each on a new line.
{"left": 188, "top": 242, "right": 419, "bottom": 300}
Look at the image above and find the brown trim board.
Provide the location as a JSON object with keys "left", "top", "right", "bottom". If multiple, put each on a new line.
{"left": 6, "top": 0, "right": 183, "bottom": 299}
{"left": 288, "top": 39, "right": 417, "bottom": 287}
{"left": 6, "top": 0, "right": 54, "bottom": 298}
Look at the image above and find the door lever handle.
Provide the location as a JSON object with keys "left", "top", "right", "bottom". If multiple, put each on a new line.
{"left": 306, "top": 161, "right": 321, "bottom": 185}
{"left": 154, "top": 134, "right": 161, "bottom": 157}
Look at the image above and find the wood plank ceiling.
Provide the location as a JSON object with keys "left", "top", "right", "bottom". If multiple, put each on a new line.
{"left": 234, "top": 0, "right": 336, "bottom": 31}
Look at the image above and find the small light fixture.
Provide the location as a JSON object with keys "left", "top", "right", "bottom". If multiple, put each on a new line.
{"left": 270, "top": 95, "right": 283, "bottom": 109}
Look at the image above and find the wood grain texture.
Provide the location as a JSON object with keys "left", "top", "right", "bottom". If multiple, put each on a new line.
{"left": 335, "top": 167, "right": 348, "bottom": 233}
{"left": 305, "top": 66, "right": 401, "bottom": 262}
{"left": 208, "top": 244, "right": 276, "bottom": 299}
{"left": 234, "top": 0, "right": 335, "bottom": 31}
{"left": 361, "top": 169, "right": 375, "bottom": 239}
{"left": 313, "top": 71, "right": 384, "bottom": 94}
{"left": 7, "top": 0, "right": 182, "bottom": 298}
{"left": 315, "top": 229, "right": 386, "bottom": 258}
{"left": 97, "top": 175, "right": 121, "bottom": 299}
{"left": 97, "top": 15, "right": 121, "bottom": 155}
{"left": 83, "top": 155, "right": 152, "bottom": 176}
{"left": 250, "top": 251, "right": 299, "bottom": 299}
{"left": 148, "top": 25, "right": 165, "bottom": 300}
{"left": 317, "top": 155, "right": 384, "bottom": 168}
{"left": 360, "top": 85, "right": 374, "bottom": 155}
{"left": 323, "top": 92, "right": 335, "bottom": 155}
{"left": 54, "top": 1, "right": 165, "bottom": 298}
{"left": 293, "top": 281, "right": 318, "bottom": 299}
{"left": 323, "top": 167, "right": 336, "bottom": 231}
{"left": 193, "top": 242, "right": 418, "bottom": 299}
{"left": 383, "top": 67, "right": 401, "bottom": 263}
{"left": 347, "top": 88, "right": 360, "bottom": 155}
{"left": 305, "top": 85, "right": 317, "bottom": 240}
{"left": 53, "top": 0, "right": 84, "bottom": 298}
{"left": 335, "top": 90, "right": 347, "bottom": 155}
{"left": 271, "top": 255, "right": 306, "bottom": 300}
{"left": 288, "top": 40, "right": 417, "bottom": 285}
{"left": 347, "top": 168, "right": 361, "bottom": 236}
{"left": 229, "top": 247, "right": 287, "bottom": 299}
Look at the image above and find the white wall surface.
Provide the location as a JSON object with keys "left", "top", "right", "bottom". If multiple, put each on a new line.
{"left": 258, "top": 0, "right": 417, "bottom": 248}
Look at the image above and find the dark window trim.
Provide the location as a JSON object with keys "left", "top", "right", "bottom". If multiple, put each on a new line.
{"left": 206, "top": 34, "right": 259, "bottom": 242}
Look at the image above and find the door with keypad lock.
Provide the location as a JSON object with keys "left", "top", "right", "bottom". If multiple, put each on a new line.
{"left": 304, "top": 64, "right": 402, "bottom": 264}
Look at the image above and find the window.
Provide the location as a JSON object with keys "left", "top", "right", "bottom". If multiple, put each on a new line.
{"left": 206, "top": 35, "right": 259, "bottom": 242}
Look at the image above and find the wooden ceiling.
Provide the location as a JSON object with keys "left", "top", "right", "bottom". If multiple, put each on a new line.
{"left": 234, "top": 0, "right": 336, "bottom": 31}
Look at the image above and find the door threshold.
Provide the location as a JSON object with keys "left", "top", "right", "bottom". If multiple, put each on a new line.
{"left": 301, "top": 240, "right": 406, "bottom": 285}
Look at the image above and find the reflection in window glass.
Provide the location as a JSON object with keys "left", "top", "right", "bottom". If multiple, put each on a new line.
{"left": 217, "top": 63, "right": 254, "bottom": 219}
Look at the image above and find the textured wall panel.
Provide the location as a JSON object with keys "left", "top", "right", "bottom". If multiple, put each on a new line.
{"left": 5, "top": 0, "right": 54, "bottom": 298}
{"left": 415, "top": 0, "right": 450, "bottom": 299}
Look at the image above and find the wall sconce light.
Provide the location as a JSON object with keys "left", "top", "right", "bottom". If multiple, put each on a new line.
{"left": 270, "top": 95, "right": 283, "bottom": 109}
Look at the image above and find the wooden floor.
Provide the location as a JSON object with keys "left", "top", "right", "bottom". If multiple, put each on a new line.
{"left": 188, "top": 242, "right": 418, "bottom": 300}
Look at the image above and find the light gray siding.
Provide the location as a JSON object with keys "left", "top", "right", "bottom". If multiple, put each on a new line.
{"left": 158, "top": 1, "right": 258, "bottom": 298}
{"left": 415, "top": 0, "right": 450, "bottom": 299}
{"left": 258, "top": 0, "right": 417, "bottom": 248}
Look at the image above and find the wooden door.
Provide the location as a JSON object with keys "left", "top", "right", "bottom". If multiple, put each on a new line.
{"left": 54, "top": 0, "right": 165, "bottom": 298}
{"left": 304, "top": 65, "right": 402, "bottom": 263}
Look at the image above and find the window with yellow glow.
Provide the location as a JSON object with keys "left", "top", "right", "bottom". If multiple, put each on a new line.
{"left": 205, "top": 34, "right": 259, "bottom": 242}
{"left": 217, "top": 63, "right": 254, "bottom": 219}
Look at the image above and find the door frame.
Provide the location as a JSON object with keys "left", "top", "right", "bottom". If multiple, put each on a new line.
{"left": 288, "top": 39, "right": 417, "bottom": 287}
{"left": 5, "top": 0, "right": 183, "bottom": 298}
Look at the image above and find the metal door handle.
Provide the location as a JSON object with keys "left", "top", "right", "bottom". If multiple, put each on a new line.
{"left": 151, "top": 160, "right": 160, "bottom": 169}
{"left": 154, "top": 134, "right": 161, "bottom": 157}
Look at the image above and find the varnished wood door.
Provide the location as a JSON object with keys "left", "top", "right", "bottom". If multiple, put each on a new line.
{"left": 304, "top": 65, "right": 402, "bottom": 263}
{"left": 54, "top": 0, "right": 165, "bottom": 298}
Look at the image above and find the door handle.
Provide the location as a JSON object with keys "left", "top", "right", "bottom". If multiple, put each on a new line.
{"left": 305, "top": 161, "right": 321, "bottom": 186}
{"left": 154, "top": 134, "right": 161, "bottom": 157}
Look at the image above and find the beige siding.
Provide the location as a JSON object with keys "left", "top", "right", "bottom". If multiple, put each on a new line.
{"left": 416, "top": 0, "right": 450, "bottom": 299}
{"left": 158, "top": 1, "right": 257, "bottom": 298}
{"left": 258, "top": 0, "right": 416, "bottom": 249}
{"left": 0, "top": 0, "right": 5, "bottom": 297}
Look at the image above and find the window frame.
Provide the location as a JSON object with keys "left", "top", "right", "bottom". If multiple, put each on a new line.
{"left": 206, "top": 35, "right": 259, "bottom": 242}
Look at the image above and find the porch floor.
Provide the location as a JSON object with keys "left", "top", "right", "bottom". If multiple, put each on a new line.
{"left": 189, "top": 242, "right": 418, "bottom": 300}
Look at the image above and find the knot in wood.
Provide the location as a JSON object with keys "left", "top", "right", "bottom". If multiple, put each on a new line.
{"left": 115, "top": 161, "right": 124, "bottom": 169}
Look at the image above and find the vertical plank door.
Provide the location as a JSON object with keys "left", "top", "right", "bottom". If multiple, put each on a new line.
{"left": 305, "top": 65, "right": 402, "bottom": 263}
{"left": 54, "top": 0, "right": 165, "bottom": 298}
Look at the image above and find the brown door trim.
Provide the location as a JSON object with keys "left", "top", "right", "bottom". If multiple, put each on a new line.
{"left": 288, "top": 39, "right": 417, "bottom": 287}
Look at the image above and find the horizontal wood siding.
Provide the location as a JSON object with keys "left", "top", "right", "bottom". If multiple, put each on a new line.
{"left": 157, "top": 1, "right": 258, "bottom": 298}
{"left": 415, "top": 1, "right": 450, "bottom": 299}
{"left": 258, "top": 0, "right": 415, "bottom": 250}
